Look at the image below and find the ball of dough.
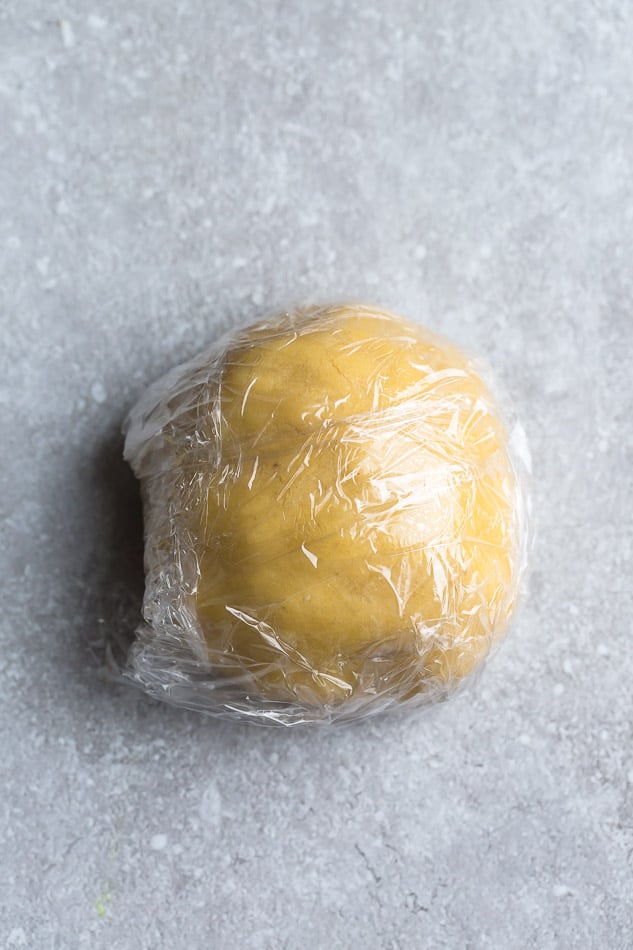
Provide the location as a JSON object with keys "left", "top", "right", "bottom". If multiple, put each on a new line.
{"left": 191, "top": 305, "right": 524, "bottom": 713}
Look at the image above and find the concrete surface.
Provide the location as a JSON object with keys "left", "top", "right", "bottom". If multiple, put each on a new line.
{"left": 1, "top": 1, "right": 632, "bottom": 947}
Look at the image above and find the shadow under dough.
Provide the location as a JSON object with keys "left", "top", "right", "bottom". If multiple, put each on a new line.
{"left": 88, "top": 427, "right": 146, "bottom": 672}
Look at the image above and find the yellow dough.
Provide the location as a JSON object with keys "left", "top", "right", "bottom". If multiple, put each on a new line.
{"left": 190, "top": 304, "right": 523, "bottom": 711}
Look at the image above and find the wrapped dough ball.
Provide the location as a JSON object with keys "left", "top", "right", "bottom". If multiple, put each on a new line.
{"left": 123, "top": 304, "right": 528, "bottom": 724}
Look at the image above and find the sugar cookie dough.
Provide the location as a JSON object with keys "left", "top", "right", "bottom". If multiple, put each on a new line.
{"left": 123, "top": 304, "right": 528, "bottom": 724}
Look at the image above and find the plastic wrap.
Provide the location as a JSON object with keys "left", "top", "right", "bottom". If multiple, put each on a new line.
{"left": 121, "top": 303, "right": 529, "bottom": 725}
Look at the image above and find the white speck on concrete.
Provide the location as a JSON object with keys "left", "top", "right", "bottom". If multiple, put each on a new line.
{"left": 6, "top": 929, "right": 27, "bottom": 948}
{"left": 199, "top": 782, "right": 222, "bottom": 832}
{"left": 90, "top": 382, "right": 107, "bottom": 404}
{"left": 150, "top": 834, "right": 168, "bottom": 851}
{"left": 88, "top": 15, "right": 107, "bottom": 30}
{"left": 553, "top": 884, "right": 574, "bottom": 898}
{"left": 59, "top": 20, "right": 75, "bottom": 49}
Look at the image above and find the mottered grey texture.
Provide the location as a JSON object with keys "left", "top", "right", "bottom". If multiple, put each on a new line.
{"left": 1, "top": 1, "right": 632, "bottom": 948}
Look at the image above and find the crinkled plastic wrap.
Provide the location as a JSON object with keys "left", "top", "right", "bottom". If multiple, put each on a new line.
{"left": 121, "top": 303, "right": 529, "bottom": 725}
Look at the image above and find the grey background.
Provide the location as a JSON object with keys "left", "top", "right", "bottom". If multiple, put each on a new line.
{"left": 1, "top": 1, "right": 632, "bottom": 948}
